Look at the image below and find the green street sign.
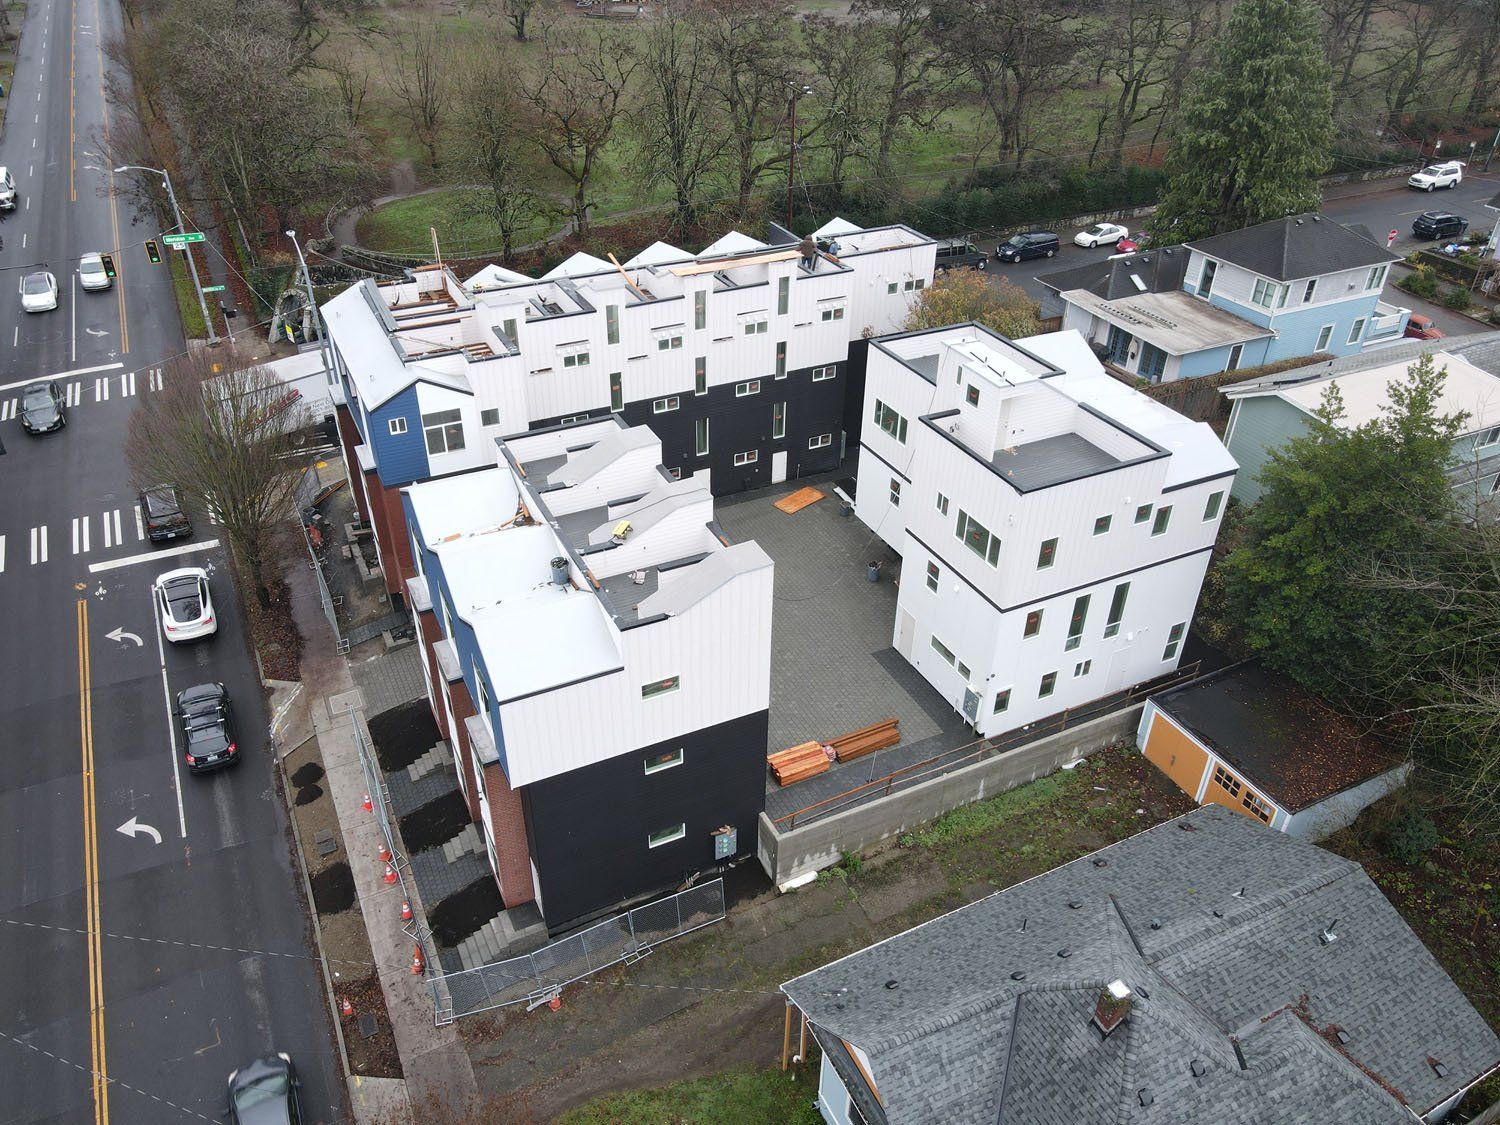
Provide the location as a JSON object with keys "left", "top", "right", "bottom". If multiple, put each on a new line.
{"left": 161, "top": 232, "right": 206, "bottom": 246}
{"left": 201, "top": 284, "right": 226, "bottom": 293}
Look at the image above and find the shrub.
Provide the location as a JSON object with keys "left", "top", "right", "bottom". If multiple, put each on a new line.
{"left": 1399, "top": 266, "right": 1440, "bottom": 299}
{"left": 1443, "top": 286, "right": 1472, "bottom": 310}
{"left": 1386, "top": 809, "right": 1440, "bottom": 864}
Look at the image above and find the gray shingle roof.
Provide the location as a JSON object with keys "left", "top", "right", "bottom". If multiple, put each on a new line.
{"left": 1035, "top": 248, "right": 1189, "bottom": 299}
{"left": 1185, "top": 213, "right": 1401, "bottom": 282}
{"left": 782, "top": 806, "right": 1499, "bottom": 1125}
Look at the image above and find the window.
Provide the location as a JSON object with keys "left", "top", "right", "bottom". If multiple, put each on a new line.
{"left": 501, "top": 317, "right": 518, "bottom": 346}
{"left": 1037, "top": 537, "right": 1058, "bottom": 570}
{"left": 772, "top": 401, "right": 786, "bottom": 440}
{"left": 695, "top": 356, "right": 707, "bottom": 395}
{"left": 560, "top": 413, "right": 590, "bottom": 425}
{"left": 642, "top": 675, "right": 680, "bottom": 699}
{"left": 479, "top": 408, "right": 499, "bottom": 427}
{"left": 1065, "top": 595, "right": 1089, "bottom": 650}
{"left": 1347, "top": 318, "right": 1366, "bottom": 345}
{"left": 562, "top": 350, "right": 590, "bottom": 368}
{"left": 1039, "top": 671, "right": 1057, "bottom": 698}
{"left": 775, "top": 341, "right": 787, "bottom": 379}
{"left": 1242, "top": 789, "right": 1273, "bottom": 823}
{"left": 812, "top": 365, "right": 837, "bottom": 381}
{"left": 887, "top": 281, "right": 898, "bottom": 294}
{"left": 956, "top": 510, "right": 1001, "bottom": 566}
{"left": 1251, "top": 277, "right": 1285, "bottom": 309}
{"left": 1365, "top": 264, "right": 1388, "bottom": 291}
{"left": 1203, "top": 491, "right": 1224, "bottom": 521}
{"left": 777, "top": 276, "right": 789, "bottom": 315}
{"left": 694, "top": 290, "right": 706, "bottom": 330}
{"left": 1103, "top": 582, "right": 1129, "bottom": 638}
{"left": 925, "top": 561, "right": 940, "bottom": 592}
{"left": 1093, "top": 514, "right": 1111, "bottom": 536}
{"left": 1476, "top": 425, "right": 1500, "bottom": 447}
{"left": 958, "top": 659, "right": 970, "bottom": 679}
{"left": 873, "top": 400, "right": 909, "bottom": 443}
{"left": 889, "top": 478, "right": 901, "bottom": 506}
{"left": 695, "top": 418, "right": 709, "bottom": 456}
{"left": 1135, "top": 503, "right": 1152, "bottom": 524}
{"left": 1151, "top": 505, "right": 1172, "bottom": 536}
{"left": 992, "top": 688, "right": 1011, "bottom": 714}
{"left": 820, "top": 305, "right": 846, "bottom": 322}
{"left": 935, "top": 492, "right": 950, "bottom": 516}
{"left": 1073, "top": 659, "right": 1092, "bottom": 677}
{"left": 808, "top": 433, "right": 832, "bottom": 449}
{"left": 734, "top": 380, "right": 761, "bottom": 397}
{"left": 743, "top": 319, "right": 768, "bottom": 336}
{"left": 1198, "top": 258, "right": 1217, "bottom": 298}
{"left": 930, "top": 635, "right": 956, "bottom": 665}
{"left": 965, "top": 384, "right": 981, "bottom": 406}
{"left": 1227, "top": 343, "right": 1244, "bottom": 372}
{"left": 610, "top": 372, "right": 623, "bottom": 413}
{"left": 1162, "top": 621, "right": 1185, "bottom": 661}
{"left": 387, "top": 417, "right": 408, "bottom": 436}
{"left": 475, "top": 668, "right": 490, "bottom": 726}
{"left": 1023, "top": 609, "right": 1043, "bottom": 638}
{"left": 734, "top": 449, "right": 759, "bottom": 466}
{"left": 652, "top": 396, "right": 680, "bottom": 413}
{"left": 606, "top": 304, "right": 620, "bottom": 344}
{"left": 1213, "top": 764, "right": 1241, "bottom": 798}
{"left": 668, "top": 467, "right": 681, "bottom": 480}
{"left": 658, "top": 333, "right": 685, "bottom": 350}
{"left": 1302, "top": 279, "right": 1317, "bottom": 303}
{"left": 644, "top": 749, "right": 683, "bottom": 775}
{"left": 1315, "top": 324, "right": 1334, "bottom": 352}
{"left": 648, "top": 823, "right": 686, "bottom": 848}
{"left": 422, "top": 409, "right": 465, "bottom": 455}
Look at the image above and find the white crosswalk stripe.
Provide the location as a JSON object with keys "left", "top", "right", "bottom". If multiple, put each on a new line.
{"left": 102, "top": 508, "right": 123, "bottom": 549}
{"left": 0, "top": 399, "right": 14, "bottom": 421}
{"left": 30, "top": 525, "right": 47, "bottom": 565}
{"left": 65, "top": 381, "right": 82, "bottom": 407}
{"left": 148, "top": 368, "right": 163, "bottom": 391}
{"left": 121, "top": 370, "right": 137, "bottom": 397}
{"left": 135, "top": 505, "right": 146, "bottom": 541}
{"left": 0, "top": 534, "right": 6, "bottom": 573}
{"left": 94, "top": 376, "right": 110, "bottom": 402}
{"left": 72, "top": 516, "right": 91, "bottom": 555}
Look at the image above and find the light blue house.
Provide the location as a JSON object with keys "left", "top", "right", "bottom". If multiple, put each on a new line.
{"left": 1040, "top": 214, "right": 1410, "bottom": 384}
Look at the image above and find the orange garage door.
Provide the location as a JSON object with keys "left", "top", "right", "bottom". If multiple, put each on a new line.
{"left": 1142, "top": 711, "right": 1210, "bottom": 799}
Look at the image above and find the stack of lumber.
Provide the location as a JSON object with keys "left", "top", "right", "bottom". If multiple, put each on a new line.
{"left": 829, "top": 718, "right": 900, "bottom": 764}
{"left": 773, "top": 486, "right": 824, "bottom": 514}
{"left": 768, "top": 741, "right": 830, "bottom": 786}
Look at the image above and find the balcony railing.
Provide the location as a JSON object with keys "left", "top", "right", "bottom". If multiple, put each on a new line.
{"left": 1368, "top": 301, "right": 1409, "bottom": 338}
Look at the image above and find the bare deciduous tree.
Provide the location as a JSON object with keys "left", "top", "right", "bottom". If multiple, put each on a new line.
{"left": 450, "top": 45, "right": 545, "bottom": 261}
{"left": 851, "top": 0, "right": 951, "bottom": 180}
{"left": 802, "top": 15, "right": 880, "bottom": 199}
{"left": 501, "top": 0, "right": 538, "bottom": 41}
{"left": 388, "top": 21, "right": 451, "bottom": 168}
{"left": 1378, "top": 0, "right": 1463, "bottom": 131}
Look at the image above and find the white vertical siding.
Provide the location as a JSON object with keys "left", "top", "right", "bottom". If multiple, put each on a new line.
{"left": 541, "top": 445, "right": 664, "bottom": 516}
{"left": 415, "top": 383, "right": 491, "bottom": 475}
{"left": 586, "top": 498, "right": 718, "bottom": 579}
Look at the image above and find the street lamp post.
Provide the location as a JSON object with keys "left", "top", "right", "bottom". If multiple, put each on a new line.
{"left": 115, "top": 164, "right": 218, "bottom": 345}
{"left": 286, "top": 230, "right": 334, "bottom": 388}
{"left": 786, "top": 82, "right": 811, "bottom": 231}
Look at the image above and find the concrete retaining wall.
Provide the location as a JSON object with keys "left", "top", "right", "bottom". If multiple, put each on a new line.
{"left": 758, "top": 705, "right": 1143, "bottom": 886}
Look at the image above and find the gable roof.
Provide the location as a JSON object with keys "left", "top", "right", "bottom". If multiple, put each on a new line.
{"left": 783, "top": 805, "right": 1500, "bottom": 1125}
{"left": 1185, "top": 213, "right": 1400, "bottom": 282}
{"left": 1036, "top": 248, "right": 1190, "bottom": 299}
{"left": 323, "top": 280, "right": 474, "bottom": 409}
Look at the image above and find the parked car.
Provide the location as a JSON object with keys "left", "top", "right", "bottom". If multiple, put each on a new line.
{"left": 1407, "top": 161, "right": 1464, "bottom": 191}
{"left": 1412, "top": 211, "right": 1468, "bottom": 241}
{"left": 933, "top": 237, "right": 988, "bottom": 272}
{"left": 177, "top": 683, "right": 237, "bottom": 773}
{"left": 227, "top": 1053, "right": 301, "bottom": 1124}
{"left": 153, "top": 567, "right": 217, "bottom": 642}
{"left": 20, "top": 271, "right": 59, "bottom": 313}
{"left": 19, "top": 380, "right": 66, "bottom": 434}
{"left": 1404, "top": 313, "right": 1444, "bottom": 341}
{"left": 78, "top": 253, "right": 113, "bottom": 292}
{"left": 1073, "top": 223, "right": 1129, "bottom": 249}
{"left": 0, "top": 167, "right": 16, "bottom": 210}
{"left": 139, "top": 484, "right": 193, "bottom": 542}
{"left": 995, "top": 231, "right": 1060, "bottom": 262}
{"left": 1114, "top": 232, "right": 1150, "bottom": 254}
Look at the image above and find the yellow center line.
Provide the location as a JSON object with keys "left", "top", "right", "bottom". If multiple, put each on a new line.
{"left": 77, "top": 599, "right": 108, "bottom": 1124}
{"left": 96, "top": 0, "right": 128, "bottom": 353}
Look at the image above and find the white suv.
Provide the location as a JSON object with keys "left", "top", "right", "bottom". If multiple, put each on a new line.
{"left": 1408, "top": 161, "right": 1464, "bottom": 191}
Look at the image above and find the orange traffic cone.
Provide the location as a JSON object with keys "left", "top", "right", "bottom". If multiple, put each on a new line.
{"left": 548, "top": 995, "right": 561, "bottom": 1012}
{"left": 340, "top": 997, "right": 353, "bottom": 1018}
{"left": 362, "top": 793, "right": 373, "bottom": 813}
{"left": 401, "top": 900, "right": 413, "bottom": 922}
{"left": 411, "top": 944, "right": 425, "bottom": 975}
{"left": 377, "top": 842, "right": 392, "bottom": 864}
{"left": 383, "top": 862, "right": 398, "bottom": 885}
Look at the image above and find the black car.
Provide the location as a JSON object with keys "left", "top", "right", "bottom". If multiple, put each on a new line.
{"left": 228, "top": 1053, "right": 301, "bottom": 1124}
{"left": 1412, "top": 211, "right": 1468, "bottom": 241}
{"left": 139, "top": 484, "right": 193, "bottom": 542}
{"left": 934, "top": 237, "right": 988, "bottom": 272}
{"left": 996, "top": 231, "right": 1060, "bottom": 262}
{"left": 177, "top": 682, "right": 238, "bottom": 773}
{"left": 19, "top": 380, "right": 65, "bottom": 434}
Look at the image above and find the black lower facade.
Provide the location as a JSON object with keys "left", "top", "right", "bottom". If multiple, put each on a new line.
{"left": 520, "top": 708, "right": 770, "bottom": 933}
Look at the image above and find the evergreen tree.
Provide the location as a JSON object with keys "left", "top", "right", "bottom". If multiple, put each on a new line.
{"left": 1149, "top": 0, "right": 1334, "bottom": 242}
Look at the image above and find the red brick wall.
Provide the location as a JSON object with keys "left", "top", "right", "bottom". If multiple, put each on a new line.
{"left": 445, "top": 678, "right": 483, "bottom": 824}
{"left": 333, "top": 405, "right": 370, "bottom": 525}
{"left": 371, "top": 477, "right": 415, "bottom": 598}
{"left": 482, "top": 763, "right": 535, "bottom": 909}
{"left": 416, "top": 607, "right": 449, "bottom": 735}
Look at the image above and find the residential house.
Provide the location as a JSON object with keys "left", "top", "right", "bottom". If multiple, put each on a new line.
{"left": 1138, "top": 662, "right": 1411, "bottom": 838}
{"left": 1039, "top": 214, "right": 1410, "bottom": 384}
{"left": 1222, "top": 335, "right": 1500, "bottom": 505}
{"left": 323, "top": 220, "right": 935, "bottom": 604}
{"left": 783, "top": 804, "right": 1500, "bottom": 1125}
{"left": 1485, "top": 188, "right": 1499, "bottom": 261}
{"left": 401, "top": 417, "right": 774, "bottom": 932}
{"left": 854, "top": 324, "right": 1236, "bottom": 735}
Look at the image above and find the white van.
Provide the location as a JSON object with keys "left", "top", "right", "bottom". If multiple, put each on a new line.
{"left": 0, "top": 168, "right": 15, "bottom": 210}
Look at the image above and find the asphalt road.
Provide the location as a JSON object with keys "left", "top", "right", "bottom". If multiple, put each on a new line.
{"left": 983, "top": 171, "right": 1500, "bottom": 338}
{"left": 0, "top": 0, "right": 343, "bottom": 1121}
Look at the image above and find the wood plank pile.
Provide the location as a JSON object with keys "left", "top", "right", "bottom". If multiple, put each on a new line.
{"left": 768, "top": 741, "right": 830, "bottom": 786}
{"left": 829, "top": 718, "right": 901, "bottom": 764}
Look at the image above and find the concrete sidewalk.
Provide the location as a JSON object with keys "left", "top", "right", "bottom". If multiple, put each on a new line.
{"left": 279, "top": 548, "right": 478, "bottom": 1122}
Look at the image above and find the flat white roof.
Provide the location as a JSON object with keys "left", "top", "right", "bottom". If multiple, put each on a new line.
{"left": 1278, "top": 351, "right": 1500, "bottom": 433}
{"left": 405, "top": 469, "right": 520, "bottom": 545}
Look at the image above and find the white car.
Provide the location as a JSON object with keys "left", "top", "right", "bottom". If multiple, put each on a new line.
{"left": 1407, "top": 161, "right": 1464, "bottom": 191}
{"left": 153, "top": 567, "right": 218, "bottom": 643}
{"left": 20, "top": 271, "right": 58, "bottom": 313}
{"left": 78, "top": 253, "right": 113, "bottom": 291}
{"left": 1074, "top": 223, "right": 1129, "bottom": 249}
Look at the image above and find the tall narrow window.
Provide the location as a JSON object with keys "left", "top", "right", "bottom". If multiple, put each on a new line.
{"left": 606, "top": 304, "right": 620, "bottom": 345}
{"left": 1103, "top": 582, "right": 1129, "bottom": 638}
{"left": 695, "top": 356, "right": 707, "bottom": 396}
{"left": 777, "top": 275, "right": 790, "bottom": 315}
{"left": 992, "top": 688, "right": 1011, "bottom": 714}
{"left": 610, "top": 372, "right": 623, "bottom": 413}
{"left": 1065, "top": 595, "right": 1089, "bottom": 651}
{"left": 1347, "top": 318, "right": 1366, "bottom": 345}
{"left": 926, "top": 561, "right": 940, "bottom": 592}
{"left": 694, "top": 290, "right": 706, "bottom": 330}
{"left": 1151, "top": 505, "right": 1172, "bottom": 536}
{"left": 1023, "top": 609, "right": 1043, "bottom": 638}
{"left": 1039, "top": 671, "right": 1057, "bottom": 698}
{"left": 1303, "top": 279, "right": 1317, "bottom": 303}
{"left": 695, "top": 417, "right": 709, "bottom": 456}
{"left": 502, "top": 318, "right": 518, "bottom": 346}
{"left": 1162, "top": 622, "right": 1186, "bottom": 661}
{"left": 772, "top": 401, "right": 786, "bottom": 440}
{"left": 935, "top": 492, "right": 949, "bottom": 516}
{"left": 889, "top": 478, "right": 901, "bottom": 506}
{"left": 1203, "top": 491, "right": 1224, "bottom": 521}
{"left": 1037, "top": 537, "right": 1058, "bottom": 569}
{"left": 775, "top": 341, "right": 787, "bottom": 379}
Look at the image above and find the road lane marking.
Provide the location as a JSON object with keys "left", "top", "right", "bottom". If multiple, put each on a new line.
{"left": 94, "top": 376, "right": 109, "bottom": 402}
{"left": 121, "top": 370, "right": 135, "bottom": 397}
{"left": 73, "top": 515, "right": 91, "bottom": 554}
{"left": 0, "top": 362, "right": 125, "bottom": 393}
{"left": 77, "top": 599, "right": 109, "bottom": 1124}
{"left": 148, "top": 368, "right": 162, "bottom": 391}
{"left": 152, "top": 604, "right": 190, "bottom": 839}
{"left": 101, "top": 509, "right": 121, "bottom": 548}
{"left": 87, "top": 538, "right": 220, "bottom": 573}
{"left": 0, "top": 534, "right": 5, "bottom": 572}
{"left": 1, "top": 398, "right": 13, "bottom": 420}
{"left": 67, "top": 381, "right": 82, "bottom": 407}
{"left": 134, "top": 505, "right": 144, "bottom": 540}
{"left": 31, "top": 525, "right": 48, "bottom": 564}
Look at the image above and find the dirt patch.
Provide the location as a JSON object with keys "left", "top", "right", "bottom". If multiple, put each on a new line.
{"left": 334, "top": 973, "right": 403, "bottom": 1079}
{"left": 310, "top": 861, "right": 356, "bottom": 915}
{"left": 430, "top": 877, "right": 505, "bottom": 947}
{"left": 293, "top": 782, "right": 325, "bottom": 806}
{"left": 290, "top": 761, "right": 325, "bottom": 787}
{"left": 399, "top": 790, "right": 471, "bottom": 853}
{"left": 245, "top": 577, "right": 305, "bottom": 682}
{"left": 367, "top": 698, "right": 441, "bottom": 772}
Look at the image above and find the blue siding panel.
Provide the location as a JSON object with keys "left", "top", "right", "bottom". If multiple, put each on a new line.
{"left": 1224, "top": 396, "right": 1317, "bottom": 504}
{"left": 369, "top": 386, "right": 430, "bottom": 486}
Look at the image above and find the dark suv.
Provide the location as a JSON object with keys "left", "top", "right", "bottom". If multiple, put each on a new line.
{"left": 178, "top": 683, "right": 238, "bottom": 773}
{"left": 140, "top": 484, "right": 193, "bottom": 542}
{"left": 19, "top": 380, "right": 65, "bottom": 434}
{"left": 996, "top": 231, "right": 1060, "bottom": 262}
{"left": 1412, "top": 211, "right": 1467, "bottom": 241}
{"left": 934, "top": 237, "right": 988, "bottom": 272}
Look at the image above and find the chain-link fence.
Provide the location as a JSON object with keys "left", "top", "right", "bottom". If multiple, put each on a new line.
{"left": 294, "top": 463, "right": 349, "bottom": 654}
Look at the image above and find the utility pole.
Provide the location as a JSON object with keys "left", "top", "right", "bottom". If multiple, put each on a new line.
{"left": 117, "top": 164, "right": 218, "bottom": 345}
{"left": 287, "top": 230, "right": 335, "bottom": 388}
{"left": 786, "top": 82, "right": 811, "bottom": 231}
{"left": 1485, "top": 125, "right": 1500, "bottom": 172}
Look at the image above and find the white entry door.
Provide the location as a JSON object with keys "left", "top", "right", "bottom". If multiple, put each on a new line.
{"left": 1105, "top": 644, "right": 1135, "bottom": 692}
{"left": 771, "top": 450, "right": 788, "bottom": 484}
{"left": 896, "top": 609, "right": 916, "bottom": 660}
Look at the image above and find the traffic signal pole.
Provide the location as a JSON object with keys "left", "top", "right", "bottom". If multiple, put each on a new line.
{"left": 115, "top": 164, "right": 218, "bottom": 345}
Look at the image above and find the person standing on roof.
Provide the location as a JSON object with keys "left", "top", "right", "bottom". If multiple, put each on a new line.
{"left": 799, "top": 234, "right": 818, "bottom": 272}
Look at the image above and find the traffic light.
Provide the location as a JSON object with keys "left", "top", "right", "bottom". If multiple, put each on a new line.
{"left": 101, "top": 253, "right": 117, "bottom": 279}
{"left": 145, "top": 239, "right": 161, "bottom": 264}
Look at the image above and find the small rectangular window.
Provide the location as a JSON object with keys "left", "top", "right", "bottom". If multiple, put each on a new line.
{"left": 1104, "top": 582, "right": 1130, "bottom": 638}
{"left": 772, "top": 401, "right": 786, "bottom": 440}
{"left": 965, "top": 384, "right": 980, "bottom": 406}
{"left": 1039, "top": 671, "right": 1057, "bottom": 698}
{"left": 743, "top": 320, "right": 768, "bottom": 336}
{"left": 914, "top": 277, "right": 925, "bottom": 290}
{"left": 668, "top": 466, "right": 681, "bottom": 480}
{"left": 1135, "top": 503, "right": 1152, "bottom": 524}
{"left": 479, "top": 408, "right": 500, "bottom": 427}
{"left": 1151, "top": 505, "right": 1172, "bottom": 536}
{"left": 1213, "top": 764, "right": 1241, "bottom": 797}
{"left": 1476, "top": 425, "right": 1500, "bottom": 447}
{"left": 955, "top": 510, "right": 1001, "bottom": 566}
{"left": 777, "top": 276, "right": 789, "bottom": 316}
{"left": 733, "top": 449, "right": 759, "bottom": 466}
{"left": 1093, "top": 514, "right": 1111, "bottom": 535}
{"left": 695, "top": 418, "right": 709, "bottom": 456}
{"left": 930, "top": 635, "right": 956, "bottom": 665}
{"left": 1037, "top": 537, "right": 1058, "bottom": 570}
{"left": 873, "top": 400, "right": 909, "bottom": 444}
{"left": 694, "top": 290, "right": 706, "bottom": 330}
{"left": 695, "top": 356, "right": 707, "bottom": 395}
{"left": 775, "top": 341, "right": 787, "bottom": 379}
{"left": 1162, "top": 621, "right": 1185, "bottom": 661}
{"left": 644, "top": 749, "right": 683, "bottom": 775}
{"left": 606, "top": 304, "right": 620, "bottom": 345}
{"left": 1023, "top": 609, "right": 1043, "bottom": 638}
{"left": 610, "top": 372, "right": 623, "bottom": 413}
{"left": 1365, "top": 264, "right": 1387, "bottom": 291}
{"left": 422, "top": 409, "right": 466, "bottom": 455}
{"left": 887, "top": 281, "right": 898, "bottom": 294}
{"left": 935, "top": 492, "right": 949, "bottom": 516}
{"left": 811, "top": 365, "right": 837, "bottom": 381}
{"left": 1074, "top": 660, "right": 1092, "bottom": 677}
{"left": 819, "top": 305, "right": 845, "bottom": 321}
{"left": 1203, "top": 491, "right": 1224, "bottom": 521}
{"left": 388, "top": 417, "right": 408, "bottom": 435}
{"left": 562, "top": 351, "right": 591, "bottom": 368}
{"left": 652, "top": 396, "right": 680, "bottom": 414}
{"left": 992, "top": 688, "right": 1011, "bottom": 714}
{"left": 808, "top": 433, "right": 832, "bottom": 449}
{"left": 648, "top": 823, "right": 686, "bottom": 848}
{"left": 889, "top": 478, "right": 901, "bottom": 506}
{"left": 642, "top": 675, "right": 680, "bottom": 699}
{"left": 925, "top": 561, "right": 939, "bottom": 592}
{"left": 658, "top": 334, "right": 684, "bottom": 351}
{"left": 734, "top": 380, "right": 761, "bottom": 397}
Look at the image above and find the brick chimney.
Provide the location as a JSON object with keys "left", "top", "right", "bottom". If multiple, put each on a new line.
{"left": 1093, "top": 979, "right": 1133, "bottom": 1037}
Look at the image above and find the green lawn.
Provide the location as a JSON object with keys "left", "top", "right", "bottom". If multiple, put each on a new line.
{"left": 167, "top": 250, "right": 208, "bottom": 339}
{"left": 557, "top": 1066, "right": 823, "bottom": 1125}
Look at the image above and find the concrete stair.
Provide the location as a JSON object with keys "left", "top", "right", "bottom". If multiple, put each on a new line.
{"left": 406, "top": 741, "right": 452, "bottom": 783}
{"left": 441, "top": 822, "right": 484, "bottom": 865}
{"left": 455, "top": 906, "right": 549, "bottom": 971}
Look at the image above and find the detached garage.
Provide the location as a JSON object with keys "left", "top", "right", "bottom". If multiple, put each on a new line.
{"left": 1137, "top": 663, "right": 1411, "bottom": 839}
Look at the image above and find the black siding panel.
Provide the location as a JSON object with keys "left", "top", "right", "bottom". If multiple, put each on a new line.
{"left": 842, "top": 337, "right": 869, "bottom": 451}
